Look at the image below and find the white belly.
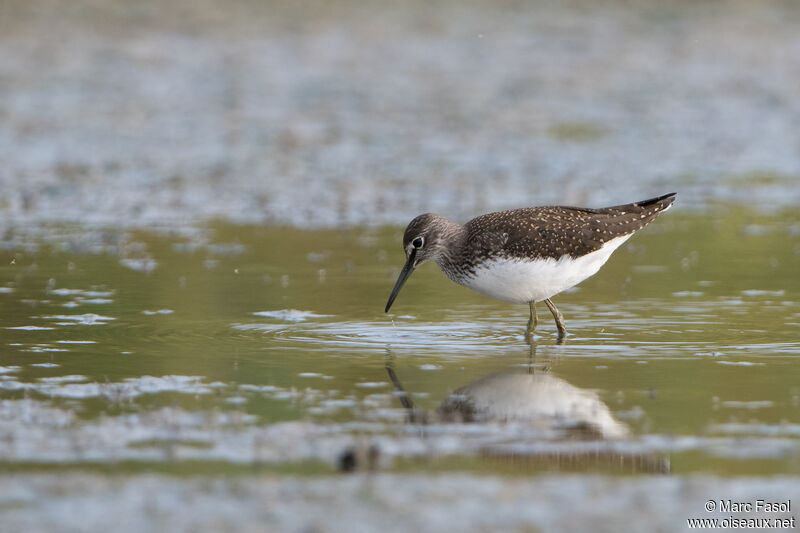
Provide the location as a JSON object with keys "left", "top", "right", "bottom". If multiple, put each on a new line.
{"left": 458, "top": 234, "right": 631, "bottom": 304}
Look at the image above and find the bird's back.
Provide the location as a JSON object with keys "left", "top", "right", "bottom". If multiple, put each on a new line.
{"left": 462, "top": 193, "right": 676, "bottom": 263}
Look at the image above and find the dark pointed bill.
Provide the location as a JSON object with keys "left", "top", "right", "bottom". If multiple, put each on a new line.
{"left": 385, "top": 250, "right": 417, "bottom": 313}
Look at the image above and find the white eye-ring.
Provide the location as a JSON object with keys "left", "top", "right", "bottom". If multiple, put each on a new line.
{"left": 412, "top": 236, "right": 424, "bottom": 249}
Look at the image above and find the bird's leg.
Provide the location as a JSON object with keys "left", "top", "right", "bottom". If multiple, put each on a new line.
{"left": 544, "top": 298, "right": 567, "bottom": 341}
{"left": 525, "top": 301, "right": 537, "bottom": 339}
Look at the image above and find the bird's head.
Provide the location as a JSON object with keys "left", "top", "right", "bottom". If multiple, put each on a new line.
{"left": 385, "top": 213, "right": 454, "bottom": 313}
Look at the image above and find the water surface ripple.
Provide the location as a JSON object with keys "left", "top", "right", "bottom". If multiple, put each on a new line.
{"left": 0, "top": 210, "right": 798, "bottom": 477}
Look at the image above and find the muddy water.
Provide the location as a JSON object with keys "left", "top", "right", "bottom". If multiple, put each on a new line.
{"left": 1, "top": 207, "right": 798, "bottom": 476}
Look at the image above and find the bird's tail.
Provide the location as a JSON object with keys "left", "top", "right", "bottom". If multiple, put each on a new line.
{"left": 591, "top": 192, "right": 677, "bottom": 237}
{"left": 605, "top": 192, "right": 676, "bottom": 215}
{"left": 626, "top": 192, "right": 677, "bottom": 212}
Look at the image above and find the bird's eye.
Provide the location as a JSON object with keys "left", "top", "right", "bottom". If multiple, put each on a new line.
{"left": 412, "top": 237, "right": 424, "bottom": 249}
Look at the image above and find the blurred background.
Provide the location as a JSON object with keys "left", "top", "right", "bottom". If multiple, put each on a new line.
{"left": 2, "top": 0, "right": 799, "bottom": 229}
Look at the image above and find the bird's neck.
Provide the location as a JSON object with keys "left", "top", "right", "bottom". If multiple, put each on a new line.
{"left": 432, "top": 220, "right": 468, "bottom": 278}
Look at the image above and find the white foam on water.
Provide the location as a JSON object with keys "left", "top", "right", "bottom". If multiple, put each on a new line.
{"left": 252, "top": 309, "right": 332, "bottom": 322}
{"left": 49, "top": 288, "right": 84, "bottom": 296}
{"left": 741, "top": 289, "right": 785, "bottom": 297}
{"left": 119, "top": 258, "right": 158, "bottom": 273}
{"left": 83, "top": 291, "right": 114, "bottom": 298}
{"left": 42, "top": 314, "right": 116, "bottom": 325}
{"left": 38, "top": 375, "right": 88, "bottom": 383}
{"left": 355, "top": 382, "right": 389, "bottom": 389}
{"left": 0, "top": 375, "right": 215, "bottom": 400}
{"left": 231, "top": 323, "right": 288, "bottom": 332}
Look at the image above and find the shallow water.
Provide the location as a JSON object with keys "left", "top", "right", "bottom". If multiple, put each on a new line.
{"left": 1, "top": 207, "right": 798, "bottom": 476}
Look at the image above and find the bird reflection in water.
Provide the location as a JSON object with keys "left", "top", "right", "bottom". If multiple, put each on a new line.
{"left": 380, "top": 346, "right": 670, "bottom": 474}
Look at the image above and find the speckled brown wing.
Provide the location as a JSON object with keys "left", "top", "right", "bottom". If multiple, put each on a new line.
{"left": 463, "top": 193, "right": 676, "bottom": 261}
